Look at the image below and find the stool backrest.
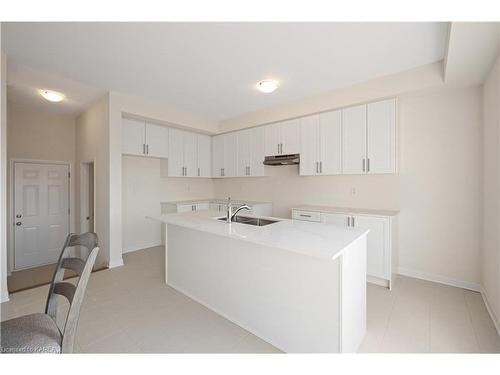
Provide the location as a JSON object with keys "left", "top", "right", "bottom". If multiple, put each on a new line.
{"left": 45, "top": 232, "right": 99, "bottom": 353}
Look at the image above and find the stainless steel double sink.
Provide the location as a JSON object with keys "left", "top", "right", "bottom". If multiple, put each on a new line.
{"left": 217, "top": 216, "right": 279, "bottom": 227}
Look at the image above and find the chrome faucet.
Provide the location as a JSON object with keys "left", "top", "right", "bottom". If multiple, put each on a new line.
{"left": 226, "top": 197, "right": 250, "bottom": 223}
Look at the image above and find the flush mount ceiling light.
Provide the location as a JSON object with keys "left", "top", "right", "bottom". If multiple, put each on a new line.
{"left": 256, "top": 80, "right": 279, "bottom": 94}
{"left": 39, "top": 89, "right": 65, "bottom": 102}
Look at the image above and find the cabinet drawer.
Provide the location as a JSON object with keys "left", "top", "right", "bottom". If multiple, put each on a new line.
{"left": 292, "top": 210, "right": 321, "bottom": 222}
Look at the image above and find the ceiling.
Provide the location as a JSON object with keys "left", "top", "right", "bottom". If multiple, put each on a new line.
{"left": 3, "top": 22, "right": 448, "bottom": 119}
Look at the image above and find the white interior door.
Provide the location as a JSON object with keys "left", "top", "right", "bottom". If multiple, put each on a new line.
{"left": 14, "top": 162, "right": 69, "bottom": 270}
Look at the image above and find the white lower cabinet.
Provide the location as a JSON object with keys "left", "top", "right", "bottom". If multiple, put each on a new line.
{"left": 293, "top": 208, "right": 397, "bottom": 289}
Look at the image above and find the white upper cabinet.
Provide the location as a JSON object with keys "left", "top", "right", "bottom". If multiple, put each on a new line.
{"left": 300, "top": 111, "right": 342, "bottom": 176}
{"left": 265, "top": 119, "right": 300, "bottom": 156}
{"left": 299, "top": 115, "right": 320, "bottom": 176}
{"left": 237, "top": 129, "right": 251, "bottom": 177}
{"left": 250, "top": 126, "right": 266, "bottom": 176}
{"left": 212, "top": 135, "right": 225, "bottom": 177}
{"left": 197, "top": 134, "right": 212, "bottom": 177}
{"left": 122, "top": 118, "right": 169, "bottom": 158}
{"left": 319, "top": 110, "right": 342, "bottom": 175}
{"left": 122, "top": 118, "right": 146, "bottom": 156}
{"left": 223, "top": 132, "right": 237, "bottom": 177}
{"left": 168, "top": 129, "right": 198, "bottom": 177}
{"left": 367, "top": 99, "right": 397, "bottom": 174}
{"left": 145, "top": 123, "right": 169, "bottom": 158}
{"left": 280, "top": 119, "right": 301, "bottom": 155}
{"left": 168, "top": 128, "right": 186, "bottom": 177}
{"left": 183, "top": 132, "right": 197, "bottom": 177}
{"left": 237, "top": 127, "right": 266, "bottom": 177}
{"left": 265, "top": 123, "right": 281, "bottom": 156}
{"left": 342, "top": 105, "right": 367, "bottom": 174}
{"left": 212, "top": 133, "right": 237, "bottom": 178}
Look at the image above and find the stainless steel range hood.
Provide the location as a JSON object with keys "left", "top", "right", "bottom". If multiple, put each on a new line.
{"left": 263, "top": 154, "right": 300, "bottom": 166}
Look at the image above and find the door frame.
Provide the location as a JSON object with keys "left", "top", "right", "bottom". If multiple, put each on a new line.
{"left": 8, "top": 159, "right": 73, "bottom": 273}
{"left": 79, "top": 160, "right": 96, "bottom": 234}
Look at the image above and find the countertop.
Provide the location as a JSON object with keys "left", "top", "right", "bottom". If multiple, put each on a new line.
{"left": 162, "top": 199, "right": 272, "bottom": 205}
{"left": 291, "top": 205, "right": 399, "bottom": 217}
{"left": 149, "top": 210, "right": 369, "bottom": 261}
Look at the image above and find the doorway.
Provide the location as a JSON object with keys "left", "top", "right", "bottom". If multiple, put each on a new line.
{"left": 80, "top": 162, "right": 95, "bottom": 233}
{"left": 13, "top": 161, "right": 70, "bottom": 270}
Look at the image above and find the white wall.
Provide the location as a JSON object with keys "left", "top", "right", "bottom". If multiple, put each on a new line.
{"left": 482, "top": 55, "right": 500, "bottom": 331}
{"left": 75, "top": 95, "right": 111, "bottom": 269}
{"left": 121, "top": 156, "right": 214, "bottom": 253}
{"left": 0, "top": 25, "right": 9, "bottom": 303}
{"left": 6, "top": 106, "right": 77, "bottom": 271}
{"left": 214, "top": 85, "right": 483, "bottom": 289}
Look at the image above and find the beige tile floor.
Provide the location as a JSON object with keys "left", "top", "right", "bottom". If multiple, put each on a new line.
{"left": 1, "top": 246, "right": 499, "bottom": 353}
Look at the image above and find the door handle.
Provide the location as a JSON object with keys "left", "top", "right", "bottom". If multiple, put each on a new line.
{"left": 16, "top": 214, "right": 22, "bottom": 218}
{"left": 86, "top": 216, "right": 90, "bottom": 220}
{"left": 16, "top": 222, "right": 22, "bottom": 226}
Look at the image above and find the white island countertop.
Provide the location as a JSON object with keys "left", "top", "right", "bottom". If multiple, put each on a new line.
{"left": 150, "top": 210, "right": 368, "bottom": 261}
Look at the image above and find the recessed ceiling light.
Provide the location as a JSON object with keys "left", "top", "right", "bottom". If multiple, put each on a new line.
{"left": 256, "top": 80, "right": 279, "bottom": 94}
{"left": 39, "top": 89, "right": 65, "bottom": 102}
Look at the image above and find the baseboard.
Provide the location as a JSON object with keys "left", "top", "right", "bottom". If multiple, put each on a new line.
{"left": 122, "top": 242, "right": 162, "bottom": 254}
{"left": 481, "top": 289, "right": 500, "bottom": 336}
{"left": 397, "top": 267, "right": 481, "bottom": 292}
{"left": 108, "top": 257, "right": 124, "bottom": 269}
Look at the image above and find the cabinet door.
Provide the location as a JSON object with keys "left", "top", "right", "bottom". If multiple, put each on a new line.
{"left": 197, "top": 134, "right": 212, "bottom": 177}
{"left": 236, "top": 129, "right": 251, "bottom": 177}
{"left": 322, "top": 213, "right": 350, "bottom": 227}
{"left": 122, "top": 118, "right": 145, "bottom": 156}
{"left": 353, "top": 215, "right": 390, "bottom": 279}
{"left": 250, "top": 126, "right": 266, "bottom": 176}
{"left": 342, "top": 105, "right": 367, "bottom": 174}
{"left": 183, "top": 132, "right": 197, "bottom": 177}
{"left": 195, "top": 202, "right": 210, "bottom": 211}
{"left": 265, "top": 123, "right": 281, "bottom": 156}
{"left": 367, "top": 99, "right": 397, "bottom": 174}
{"left": 319, "top": 110, "right": 342, "bottom": 175}
{"left": 212, "top": 135, "right": 224, "bottom": 177}
{"left": 177, "top": 204, "right": 193, "bottom": 213}
{"left": 223, "top": 132, "right": 237, "bottom": 177}
{"left": 145, "top": 123, "right": 169, "bottom": 158}
{"left": 281, "top": 119, "right": 301, "bottom": 155}
{"left": 299, "top": 115, "right": 320, "bottom": 176}
{"left": 168, "top": 128, "right": 185, "bottom": 177}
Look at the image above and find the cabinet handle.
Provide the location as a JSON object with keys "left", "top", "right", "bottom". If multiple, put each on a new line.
{"left": 347, "top": 216, "right": 350, "bottom": 227}
{"left": 248, "top": 166, "right": 250, "bottom": 176}
{"left": 222, "top": 168, "right": 225, "bottom": 177}
{"left": 277, "top": 144, "right": 280, "bottom": 154}
{"left": 198, "top": 167, "right": 200, "bottom": 177}
{"left": 362, "top": 158, "right": 366, "bottom": 172}
{"left": 367, "top": 158, "right": 370, "bottom": 172}
{"left": 320, "top": 161, "right": 323, "bottom": 173}
{"left": 280, "top": 143, "right": 283, "bottom": 154}
{"left": 299, "top": 214, "right": 312, "bottom": 218}
{"left": 146, "top": 144, "right": 149, "bottom": 155}
{"left": 143, "top": 144, "right": 146, "bottom": 154}
{"left": 351, "top": 216, "right": 355, "bottom": 227}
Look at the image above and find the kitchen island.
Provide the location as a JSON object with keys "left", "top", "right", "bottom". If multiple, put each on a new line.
{"left": 151, "top": 210, "right": 369, "bottom": 353}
